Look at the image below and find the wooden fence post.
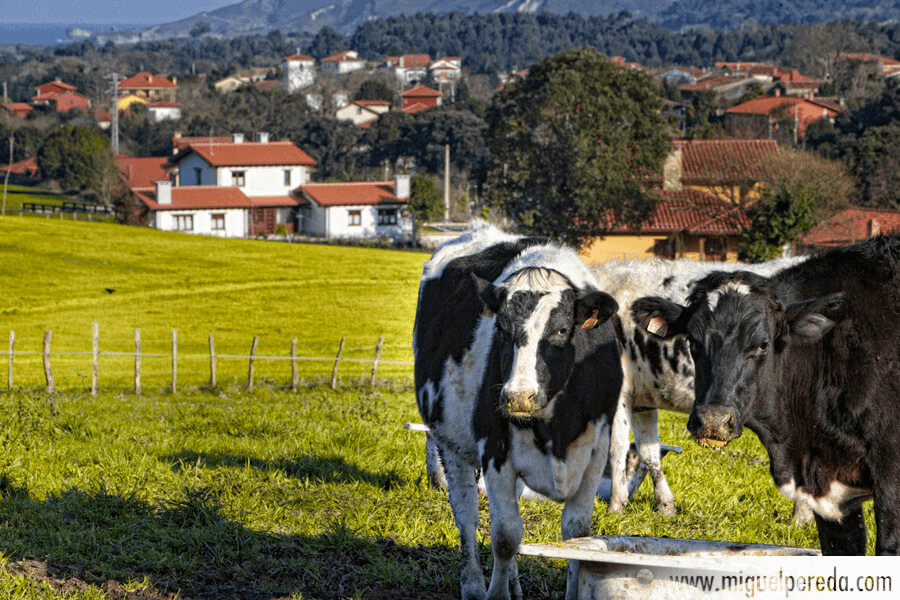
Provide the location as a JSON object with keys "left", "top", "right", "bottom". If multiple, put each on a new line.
{"left": 7, "top": 331, "right": 14, "bottom": 390}
{"left": 91, "top": 322, "right": 99, "bottom": 396}
{"left": 331, "top": 337, "right": 345, "bottom": 389}
{"left": 43, "top": 330, "right": 54, "bottom": 394}
{"left": 171, "top": 329, "right": 177, "bottom": 394}
{"left": 291, "top": 337, "right": 298, "bottom": 392}
{"left": 370, "top": 336, "right": 385, "bottom": 386}
{"left": 209, "top": 333, "right": 216, "bottom": 388}
{"left": 134, "top": 328, "right": 142, "bottom": 395}
{"left": 247, "top": 335, "right": 258, "bottom": 390}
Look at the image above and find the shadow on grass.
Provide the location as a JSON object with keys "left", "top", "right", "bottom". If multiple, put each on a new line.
{"left": 0, "top": 478, "right": 565, "bottom": 600}
{"left": 161, "top": 450, "right": 405, "bottom": 490}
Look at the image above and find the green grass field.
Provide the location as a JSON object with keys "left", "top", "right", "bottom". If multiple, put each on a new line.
{"left": 0, "top": 217, "right": 877, "bottom": 599}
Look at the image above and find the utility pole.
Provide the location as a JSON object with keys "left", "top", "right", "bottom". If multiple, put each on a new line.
{"left": 2, "top": 135, "right": 12, "bottom": 216}
{"left": 443, "top": 143, "right": 450, "bottom": 222}
{"left": 106, "top": 73, "right": 122, "bottom": 155}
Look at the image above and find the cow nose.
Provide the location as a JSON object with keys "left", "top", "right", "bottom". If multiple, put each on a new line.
{"left": 503, "top": 389, "right": 540, "bottom": 416}
{"left": 689, "top": 405, "right": 738, "bottom": 449}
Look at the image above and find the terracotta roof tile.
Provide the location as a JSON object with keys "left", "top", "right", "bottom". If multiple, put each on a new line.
{"left": 298, "top": 181, "right": 406, "bottom": 206}
{"left": 138, "top": 186, "right": 252, "bottom": 210}
{"left": 800, "top": 207, "right": 900, "bottom": 247}
{"left": 400, "top": 85, "right": 442, "bottom": 98}
{"left": 119, "top": 72, "right": 176, "bottom": 89}
{"left": 609, "top": 189, "right": 750, "bottom": 235}
{"left": 116, "top": 155, "right": 169, "bottom": 190}
{"left": 673, "top": 138, "right": 780, "bottom": 182}
{"left": 284, "top": 53, "right": 315, "bottom": 62}
{"left": 174, "top": 141, "right": 316, "bottom": 168}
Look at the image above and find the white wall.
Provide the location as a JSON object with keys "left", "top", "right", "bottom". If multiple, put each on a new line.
{"left": 215, "top": 165, "right": 309, "bottom": 196}
{"left": 155, "top": 208, "right": 248, "bottom": 238}
{"left": 305, "top": 204, "right": 412, "bottom": 241}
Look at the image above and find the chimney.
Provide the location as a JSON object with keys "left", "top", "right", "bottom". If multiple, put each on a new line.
{"left": 155, "top": 180, "right": 172, "bottom": 205}
{"left": 869, "top": 219, "right": 880, "bottom": 237}
{"left": 232, "top": 133, "right": 244, "bottom": 143}
{"left": 394, "top": 173, "right": 411, "bottom": 200}
{"left": 256, "top": 132, "right": 270, "bottom": 143}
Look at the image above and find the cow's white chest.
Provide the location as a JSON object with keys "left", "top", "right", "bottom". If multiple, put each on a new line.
{"left": 505, "top": 419, "right": 608, "bottom": 502}
{"left": 779, "top": 479, "right": 872, "bottom": 521}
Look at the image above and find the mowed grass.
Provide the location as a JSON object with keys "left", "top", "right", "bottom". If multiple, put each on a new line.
{"left": 0, "top": 385, "right": 842, "bottom": 600}
{"left": 0, "top": 217, "right": 878, "bottom": 598}
{"left": 0, "top": 216, "right": 426, "bottom": 390}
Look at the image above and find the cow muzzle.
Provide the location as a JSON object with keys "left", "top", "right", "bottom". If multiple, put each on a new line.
{"left": 501, "top": 389, "right": 550, "bottom": 419}
{"left": 688, "top": 405, "right": 739, "bottom": 450}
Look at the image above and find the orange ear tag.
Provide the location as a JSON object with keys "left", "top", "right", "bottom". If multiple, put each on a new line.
{"left": 581, "top": 309, "right": 599, "bottom": 330}
{"left": 647, "top": 316, "right": 668, "bottom": 337}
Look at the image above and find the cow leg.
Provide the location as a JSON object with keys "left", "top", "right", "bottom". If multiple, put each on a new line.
{"left": 606, "top": 390, "right": 633, "bottom": 513}
{"left": 632, "top": 409, "right": 676, "bottom": 516}
{"left": 561, "top": 429, "right": 610, "bottom": 600}
{"left": 443, "top": 449, "right": 487, "bottom": 600}
{"left": 483, "top": 462, "right": 523, "bottom": 600}
{"left": 425, "top": 432, "right": 448, "bottom": 488}
{"left": 873, "top": 476, "right": 900, "bottom": 554}
{"left": 815, "top": 509, "right": 867, "bottom": 556}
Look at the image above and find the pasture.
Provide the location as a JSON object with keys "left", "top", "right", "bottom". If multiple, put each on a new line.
{"left": 0, "top": 218, "right": 874, "bottom": 598}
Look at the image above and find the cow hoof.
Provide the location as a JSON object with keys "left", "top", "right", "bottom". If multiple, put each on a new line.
{"left": 792, "top": 501, "right": 814, "bottom": 526}
{"left": 606, "top": 500, "right": 627, "bottom": 514}
{"left": 657, "top": 501, "right": 677, "bottom": 516}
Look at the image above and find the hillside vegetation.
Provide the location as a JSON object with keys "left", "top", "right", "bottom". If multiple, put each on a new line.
{"left": 0, "top": 217, "right": 426, "bottom": 390}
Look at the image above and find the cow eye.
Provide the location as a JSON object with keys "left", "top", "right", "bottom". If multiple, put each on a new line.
{"left": 750, "top": 341, "right": 769, "bottom": 358}
{"left": 556, "top": 327, "right": 569, "bottom": 338}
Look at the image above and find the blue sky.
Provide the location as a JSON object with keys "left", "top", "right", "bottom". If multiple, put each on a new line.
{"left": 3, "top": 1, "right": 232, "bottom": 24}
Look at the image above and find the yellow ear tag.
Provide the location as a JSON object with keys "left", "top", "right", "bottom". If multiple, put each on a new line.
{"left": 647, "top": 316, "right": 668, "bottom": 337}
{"left": 581, "top": 309, "right": 599, "bottom": 330}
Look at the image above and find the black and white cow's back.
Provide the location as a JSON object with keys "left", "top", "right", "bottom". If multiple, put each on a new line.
{"left": 414, "top": 221, "right": 623, "bottom": 600}
{"left": 590, "top": 256, "right": 804, "bottom": 516}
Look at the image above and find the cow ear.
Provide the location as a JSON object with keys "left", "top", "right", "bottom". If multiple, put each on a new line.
{"left": 631, "top": 296, "right": 688, "bottom": 339}
{"left": 576, "top": 291, "right": 618, "bottom": 329}
{"left": 471, "top": 273, "right": 504, "bottom": 316}
{"left": 783, "top": 293, "right": 843, "bottom": 344}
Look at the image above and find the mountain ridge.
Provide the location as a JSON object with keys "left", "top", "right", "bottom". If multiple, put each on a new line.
{"left": 65, "top": 0, "right": 900, "bottom": 46}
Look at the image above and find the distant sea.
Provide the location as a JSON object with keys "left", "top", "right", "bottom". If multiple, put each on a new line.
{"left": 0, "top": 23, "right": 153, "bottom": 47}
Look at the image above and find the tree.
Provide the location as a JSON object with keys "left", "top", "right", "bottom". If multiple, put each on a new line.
{"left": 410, "top": 174, "right": 443, "bottom": 222}
{"left": 739, "top": 184, "right": 816, "bottom": 263}
{"left": 37, "top": 124, "right": 116, "bottom": 192}
{"left": 484, "top": 48, "right": 671, "bottom": 247}
{"left": 355, "top": 79, "right": 394, "bottom": 103}
{"left": 754, "top": 150, "right": 853, "bottom": 223}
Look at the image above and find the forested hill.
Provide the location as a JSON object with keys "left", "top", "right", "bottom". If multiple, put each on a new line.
{"left": 66, "top": 0, "right": 900, "bottom": 46}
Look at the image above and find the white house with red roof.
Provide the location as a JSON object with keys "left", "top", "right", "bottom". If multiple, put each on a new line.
{"left": 385, "top": 54, "right": 431, "bottom": 85}
{"left": 146, "top": 100, "right": 182, "bottom": 122}
{"left": 296, "top": 175, "right": 413, "bottom": 241}
{"left": 321, "top": 50, "right": 366, "bottom": 75}
{"left": 335, "top": 100, "right": 390, "bottom": 126}
{"left": 283, "top": 53, "right": 316, "bottom": 93}
{"left": 118, "top": 134, "right": 318, "bottom": 237}
{"left": 119, "top": 72, "right": 177, "bottom": 102}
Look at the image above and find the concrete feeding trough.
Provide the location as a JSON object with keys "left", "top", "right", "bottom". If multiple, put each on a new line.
{"left": 518, "top": 535, "right": 820, "bottom": 599}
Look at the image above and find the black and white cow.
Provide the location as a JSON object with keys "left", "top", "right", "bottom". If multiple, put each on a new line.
{"left": 590, "top": 256, "right": 804, "bottom": 516}
{"left": 413, "top": 221, "right": 623, "bottom": 599}
{"left": 632, "top": 234, "right": 900, "bottom": 555}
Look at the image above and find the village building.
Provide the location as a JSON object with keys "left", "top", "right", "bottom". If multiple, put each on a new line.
{"left": 385, "top": 54, "right": 431, "bottom": 86}
{"left": 320, "top": 50, "right": 367, "bottom": 75}
{"left": 335, "top": 100, "right": 390, "bottom": 127}
{"left": 118, "top": 72, "right": 177, "bottom": 102}
{"left": 399, "top": 85, "right": 442, "bottom": 114}
{"left": 798, "top": 207, "right": 900, "bottom": 251}
{"left": 724, "top": 92, "right": 842, "bottom": 140}
{"left": 295, "top": 175, "right": 413, "bottom": 242}
{"left": 31, "top": 80, "right": 90, "bottom": 113}
{"left": 146, "top": 100, "right": 182, "bottom": 122}
{"left": 283, "top": 53, "right": 316, "bottom": 93}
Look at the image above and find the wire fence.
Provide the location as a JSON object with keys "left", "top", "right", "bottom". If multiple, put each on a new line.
{"left": 3, "top": 324, "right": 414, "bottom": 394}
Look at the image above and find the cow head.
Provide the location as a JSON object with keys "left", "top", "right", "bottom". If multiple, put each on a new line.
{"left": 631, "top": 271, "right": 843, "bottom": 449}
{"left": 472, "top": 269, "right": 618, "bottom": 420}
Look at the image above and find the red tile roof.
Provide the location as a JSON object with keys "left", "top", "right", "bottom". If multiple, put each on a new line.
{"left": 119, "top": 72, "right": 176, "bottom": 90}
{"left": 680, "top": 74, "right": 751, "bottom": 92}
{"left": 298, "top": 181, "right": 406, "bottom": 207}
{"left": 137, "top": 186, "right": 253, "bottom": 210}
{"left": 284, "top": 53, "right": 315, "bottom": 62}
{"left": 397, "top": 54, "right": 431, "bottom": 69}
{"left": 3, "top": 102, "right": 33, "bottom": 117}
{"left": 322, "top": 50, "right": 363, "bottom": 62}
{"left": 800, "top": 207, "right": 900, "bottom": 247}
{"left": 401, "top": 102, "right": 432, "bottom": 114}
{"left": 609, "top": 189, "right": 750, "bottom": 235}
{"left": 147, "top": 100, "right": 181, "bottom": 108}
{"left": 174, "top": 141, "right": 316, "bottom": 168}
{"left": 116, "top": 155, "right": 169, "bottom": 190}
{"left": 400, "top": 85, "right": 442, "bottom": 98}
{"left": 725, "top": 95, "right": 840, "bottom": 115}
{"left": 1, "top": 157, "right": 39, "bottom": 176}
{"left": 673, "top": 138, "right": 780, "bottom": 182}
{"left": 35, "top": 80, "right": 76, "bottom": 95}
{"left": 172, "top": 135, "right": 233, "bottom": 152}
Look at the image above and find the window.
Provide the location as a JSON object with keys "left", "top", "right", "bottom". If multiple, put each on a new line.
{"left": 174, "top": 214, "right": 194, "bottom": 231}
{"left": 348, "top": 210, "right": 361, "bottom": 226}
{"left": 194, "top": 167, "right": 203, "bottom": 186}
{"left": 284, "top": 169, "right": 292, "bottom": 186}
{"left": 378, "top": 208, "right": 398, "bottom": 225}
{"left": 231, "top": 170, "right": 246, "bottom": 187}
{"left": 211, "top": 214, "right": 225, "bottom": 231}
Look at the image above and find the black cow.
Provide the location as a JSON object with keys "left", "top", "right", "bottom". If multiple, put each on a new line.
{"left": 632, "top": 234, "right": 900, "bottom": 555}
{"left": 413, "top": 221, "right": 623, "bottom": 599}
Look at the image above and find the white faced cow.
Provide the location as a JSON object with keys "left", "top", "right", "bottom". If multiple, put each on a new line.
{"left": 632, "top": 234, "right": 900, "bottom": 555}
{"left": 413, "top": 221, "right": 623, "bottom": 600}
{"left": 590, "top": 257, "right": 804, "bottom": 516}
